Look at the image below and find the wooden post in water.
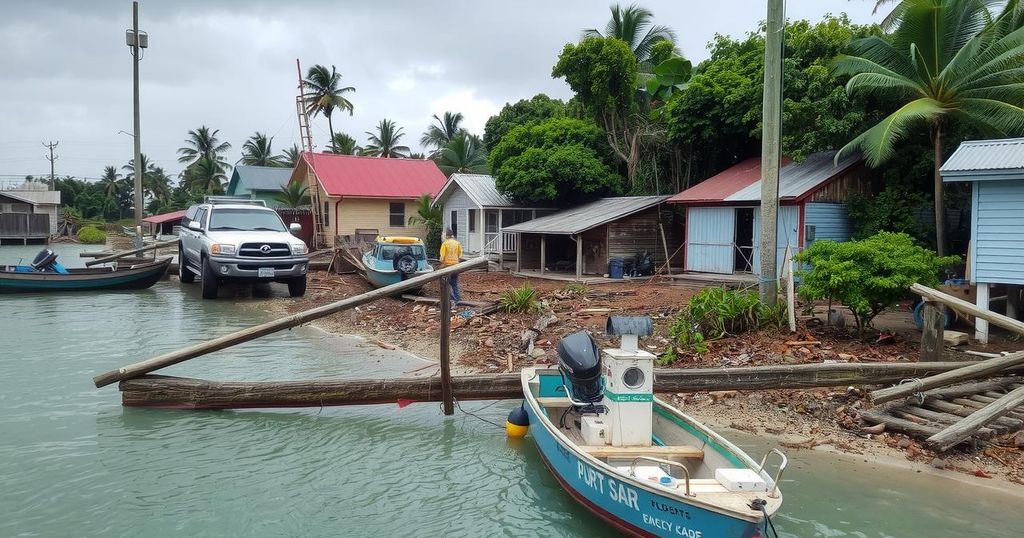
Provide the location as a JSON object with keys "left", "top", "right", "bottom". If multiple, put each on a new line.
{"left": 920, "top": 301, "right": 945, "bottom": 362}
{"left": 440, "top": 276, "right": 454, "bottom": 415}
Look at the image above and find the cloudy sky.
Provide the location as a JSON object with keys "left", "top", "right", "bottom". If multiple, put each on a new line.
{"left": 0, "top": 0, "right": 882, "bottom": 184}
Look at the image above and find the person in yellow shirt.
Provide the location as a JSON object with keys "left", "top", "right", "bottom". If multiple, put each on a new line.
{"left": 439, "top": 228, "right": 463, "bottom": 304}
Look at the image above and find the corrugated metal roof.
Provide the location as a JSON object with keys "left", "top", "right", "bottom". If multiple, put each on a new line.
{"left": 449, "top": 174, "right": 516, "bottom": 207}
{"left": 142, "top": 210, "right": 185, "bottom": 224}
{"left": 941, "top": 138, "right": 1024, "bottom": 174}
{"left": 727, "top": 151, "right": 860, "bottom": 202}
{"left": 503, "top": 196, "right": 669, "bottom": 235}
{"left": 667, "top": 157, "right": 762, "bottom": 204}
{"left": 229, "top": 165, "right": 293, "bottom": 193}
{"left": 0, "top": 191, "right": 38, "bottom": 206}
{"left": 301, "top": 153, "right": 446, "bottom": 199}
{"left": 3, "top": 189, "right": 60, "bottom": 205}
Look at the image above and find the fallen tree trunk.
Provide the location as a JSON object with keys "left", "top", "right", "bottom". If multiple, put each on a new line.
{"left": 927, "top": 386, "right": 1024, "bottom": 451}
{"left": 870, "top": 351, "right": 1024, "bottom": 404}
{"left": 118, "top": 362, "right": 1024, "bottom": 409}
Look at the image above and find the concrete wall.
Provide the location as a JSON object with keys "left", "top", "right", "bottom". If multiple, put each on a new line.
{"left": 972, "top": 179, "right": 1024, "bottom": 285}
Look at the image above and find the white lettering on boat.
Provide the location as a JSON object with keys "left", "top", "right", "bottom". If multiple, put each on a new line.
{"left": 642, "top": 514, "right": 703, "bottom": 538}
{"left": 576, "top": 462, "right": 640, "bottom": 511}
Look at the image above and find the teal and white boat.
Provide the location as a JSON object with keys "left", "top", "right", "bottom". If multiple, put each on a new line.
{"left": 1, "top": 249, "right": 171, "bottom": 293}
{"left": 361, "top": 236, "right": 433, "bottom": 288}
{"left": 519, "top": 318, "right": 785, "bottom": 537}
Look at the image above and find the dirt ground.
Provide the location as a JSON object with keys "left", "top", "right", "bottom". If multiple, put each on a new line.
{"left": 251, "top": 269, "right": 1024, "bottom": 486}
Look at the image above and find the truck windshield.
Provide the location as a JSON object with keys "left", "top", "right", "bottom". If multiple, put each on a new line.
{"left": 208, "top": 209, "right": 287, "bottom": 232}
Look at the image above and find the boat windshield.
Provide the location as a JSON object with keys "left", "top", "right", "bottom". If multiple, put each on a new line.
{"left": 377, "top": 244, "right": 426, "bottom": 261}
{"left": 208, "top": 209, "right": 287, "bottom": 232}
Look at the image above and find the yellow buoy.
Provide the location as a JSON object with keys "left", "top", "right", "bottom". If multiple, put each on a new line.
{"left": 506, "top": 404, "right": 530, "bottom": 438}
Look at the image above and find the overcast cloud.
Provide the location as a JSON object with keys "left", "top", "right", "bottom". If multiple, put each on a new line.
{"left": 0, "top": 0, "right": 881, "bottom": 183}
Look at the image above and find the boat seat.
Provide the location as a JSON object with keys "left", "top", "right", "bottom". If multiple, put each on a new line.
{"left": 580, "top": 445, "right": 704, "bottom": 460}
{"left": 536, "top": 396, "right": 572, "bottom": 407}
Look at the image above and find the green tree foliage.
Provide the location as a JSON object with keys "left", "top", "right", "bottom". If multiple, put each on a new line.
{"left": 241, "top": 132, "right": 285, "bottom": 167}
{"left": 282, "top": 145, "right": 301, "bottom": 167}
{"left": 177, "top": 126, "right": 231, "bottom": 168}
{"left": 847, "top": 184, "right": 931, "bottom": 242}
{"left": 490, "top": 117, "right": 621, "bottom": 204}
{"left": 482, "top": 94, "right": 566, "bottom": 152}
{"left": 553, "top": 37, "right": 642, "bottom": 186}
{"left": 834, "top": 0, "right": 1024, "bottom": 256}
{"left": 327, "top": 133, "right": 360, "bottom": 155}
{"left": 77, "top": 225, "right": 107, "bottom": 244}
{"left": 582, "top": 3, "right": 677, "bottom": 67}
{"left": 275, "top": 182, "right": 310, "bottom": 208}
{"left": 180, "top": 157, "right": 227, "bottom": 194}
{"left": 421, "top": 112, "right": 465, "bottom": 152}
{"left": 407, "top": 193, "right": 443, "bottom": 253}
{"left": 665, "top": 16, "right": 879, "bottom": 180}
{"left": 302, "top": 64, "right": 355, "bottom": 148}
{"left": 435, "top": 133, "right": 488, "bottom": 176}
{"left": 363, "top": 119, "right": 410, "bottom": 158}
{"left": 795, "top": 232, "right": 959, "bottom": 330}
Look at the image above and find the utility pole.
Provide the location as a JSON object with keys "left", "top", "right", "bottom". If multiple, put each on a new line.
{"left": 758, "top": 0, "right": 785, "bottom": 305}
{"left": 42, "top": 141, "right": 59, "bottom": 188}
{"left": 126, "top": 1, "right": 148, "bottom": 246}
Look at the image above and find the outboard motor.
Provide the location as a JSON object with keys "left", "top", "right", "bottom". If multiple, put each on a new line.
{"left": 557, "top": 331, "right": 603, "bottom": 405}
{"left": 30, "top": 249, "right": 60, "bottom": 272}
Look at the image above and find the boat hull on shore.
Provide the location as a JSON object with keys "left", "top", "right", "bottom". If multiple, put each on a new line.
{"left": 0, "top": 258, "right": 171, "bottom": 293}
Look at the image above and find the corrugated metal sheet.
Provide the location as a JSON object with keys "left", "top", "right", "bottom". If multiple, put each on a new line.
{"left": 751, "top": 205, "right": 799, "bottom": 276}
{"left": 973, "top": 180, "right": 1024, "bottom": 285}
{"left": 453, "top": 174, "right": 516, "bottom": 207}
{"left": 228, "top": 165, "right": 293, "bottom": 194}
{"left": 303, "top": 152, "right": 446, "bottom": 199}
{"left": 727, "top": 151, "right": 861, "bottom": 202}
{"left": 142, "top": 210, "right": 186, "bottom": 224}
{"left": 804, "top": 202, "right": 852, "bottom": 243}
{"left": 502, "top": 196, "right": 669, "bottom": 235}
{"left": 685, "top": 207, "right": 736, "bottom": 274}
{"left": 942, "top": 138, "right": 1024, "bottom": 177}
{"left": 667, "top": 158, "right": 762, "bottom": 204}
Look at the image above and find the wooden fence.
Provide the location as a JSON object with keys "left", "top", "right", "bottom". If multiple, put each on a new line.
{"left": 0, "top": 213, "right": 49, "bottom": 240}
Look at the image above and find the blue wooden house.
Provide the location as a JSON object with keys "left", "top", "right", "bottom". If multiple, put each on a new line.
{"left": 941, "top": 138, "right": 1024, "bottom": 343}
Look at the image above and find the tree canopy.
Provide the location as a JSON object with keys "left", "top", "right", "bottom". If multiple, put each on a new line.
{"left": 483, "top": 94, "right": 567, "bottom": 152}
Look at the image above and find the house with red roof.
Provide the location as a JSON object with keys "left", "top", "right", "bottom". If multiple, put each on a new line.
{"left": 668, "top": 151, "right": 867, "bottom": 275}
{"left": 288, "top": 153, "right": 447, "bottom": 242}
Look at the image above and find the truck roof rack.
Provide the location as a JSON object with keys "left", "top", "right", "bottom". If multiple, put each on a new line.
{"left": 203, "top": 196, "right": 267, "bottom": 207}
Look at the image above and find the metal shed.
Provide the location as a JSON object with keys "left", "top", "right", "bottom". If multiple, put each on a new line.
{"left": 226, "top": 165, "right": 294, "bottom": 208}
{"left": 668, "top": 151, "right": 866, "bottom": 276}
{"left": 941, "top": 137, "right": 1024, "bottom": 343}
{"left": 502, "top": 196, "right": 676, "bottom": 281}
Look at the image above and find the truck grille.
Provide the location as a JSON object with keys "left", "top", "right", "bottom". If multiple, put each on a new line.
{"left": 238, "top": 242, "right": 291, "bottom": 258}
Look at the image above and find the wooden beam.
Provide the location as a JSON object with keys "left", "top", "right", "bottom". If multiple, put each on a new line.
{"left": 976, "top": 283, "right": 990, "bottom": 344}
{"left": 920, "top": 301, "right": 944, "bottom": 361}
{"left": 927, "top": 385, "right": 1024, "bottom": 451}
{"left": 912, "top": 283, "right": 1024, "bottom": 338}
{"left": 540, "top": 234, "right": 546, "bottom": 275}
{"left": 858, "top": 409, "right": 942, "bottom": 438}
{"left": 889, "top": 405, "right": 996, "bottom": 437}
{"left": 915, "top": 378, "right": 1020, "bottom": 400}
{"left": 92, "top": 257, "right": 490, "bottom": 388}
{"left": 440, "top": 276, "right": 454, "bottom": 415}
{"left": 869, "top": 351, "right": 1024, "bottom": 404}
{"left": 85, "top": 238, "right": 179, "bottom": 267}
{"left": 575, "top": 235, "right": 582, "bottom": 281}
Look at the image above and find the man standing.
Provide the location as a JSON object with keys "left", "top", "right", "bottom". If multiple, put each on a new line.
{"left": 439, "top": 228, "right": 463, "bottom": 304}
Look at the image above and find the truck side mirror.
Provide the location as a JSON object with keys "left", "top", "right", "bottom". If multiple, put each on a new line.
{"left": 188, "top": 221, "right": 201, "bottom": 231}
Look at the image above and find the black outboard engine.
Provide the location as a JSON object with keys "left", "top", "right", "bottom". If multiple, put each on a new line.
{"left": 557, "top": 331, "right": 603, "bottom": 406}
{"left": 634, "top": 251, "right": 654, "bottom": 276}
{"left": 30, "top": 249, "right": 60, "bottom": 272}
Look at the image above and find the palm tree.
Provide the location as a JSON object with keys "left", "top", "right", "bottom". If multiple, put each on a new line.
{"left": 241, "top": 132, "right": 285, "bottom": 167}
{"left": 99, "top": 165, "right": 121, "bottom": 204}
{"left": 181, "top": 157, "right": 227, "bottom": 194}
{"left": 327, "top": 132, "right": 360, "bottom": 155}
{"left": 436, "top": 133, "right": 488, "bottom": 176}
{"left": 420, "top": 111, "right": 465, "bottom": 151}
{"left": 302, "top": 64, "right": 356, "bottom": 149}
{"left": 407, "top": 193, "right": 443, "bottom": 253}
{"left": 282, "top": 145, "right": 302, "bottom": 168}
{"left": 583, "top": 3, "right": 677, "bottom": 65}
{"left": 275, "top": 182, "right": 311, "bottom": 208}
{"left": 177, "top": 126, "right": 231, "bottom": 168}
{"left": 834, "top": 0, "right": 1024, "bottom": 255}
{"left": 363, "top": 119, "right": 410, "bottom": 158}
{"left": 145, "top": 166, "right": 173, "bottom": 205}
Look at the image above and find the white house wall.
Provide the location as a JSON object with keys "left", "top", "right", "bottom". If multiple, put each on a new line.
{"left": 439, "top": 186, "right": 477, "bottom": 250}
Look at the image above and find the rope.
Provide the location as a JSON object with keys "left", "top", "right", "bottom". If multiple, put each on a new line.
{"left": 898, "top": 378, "right": 927, "bottom": 404}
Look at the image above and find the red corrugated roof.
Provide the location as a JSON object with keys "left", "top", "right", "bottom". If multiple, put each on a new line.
{"left": 304, "top": 153, "right": 446, "bottom": 199}
{"left": 667, "top": 157, "right": 762, "bottom": 204}
{"left": 142, "top": 210, "right": 185, "bottom": 224}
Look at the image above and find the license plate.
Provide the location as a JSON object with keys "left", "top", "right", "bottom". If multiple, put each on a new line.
{"left": 257, "top": 267, "right": 275, "bottom": 278}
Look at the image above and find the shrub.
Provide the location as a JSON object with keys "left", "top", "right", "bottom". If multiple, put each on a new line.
{"left": 500, "top": 284, "right": 542, "bottom": 314}
{"left": 794, "top": 232, "right": 959, "bottom": 330}
{"left": 77, "top": 226, "right": 107, "bottom": 244}
{"left": 661, "top": 288, "right": 786, "bottom": 364}
{"left": 564, "top": 283, "right": 588, "bottom": 296}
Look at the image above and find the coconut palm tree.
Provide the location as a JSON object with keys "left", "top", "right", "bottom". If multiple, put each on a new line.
{"left": 407, "top": 193, "right": 443, "bottom": 253}
{"left": 181, "top": 157, "right": 227, "bottom": 194}
{"left": 275, "top": 182, "right": 311, "bottom": 208}
{"left": 145, "top": 166, "right": 173, "bottom": 205}
{"left": 99, "top": 165, "right": 121, "bottom": 202}
{"left": 420, "top": 111, "right": 465, "bottom": 151}
{"left": 241, "top": 132, "right": 285, "bottom": 167}
{"left": 583, "top": 3, "right": 676, "bottom": 65}
{"left": 834, "top": 0, "right": 1024, "bottom": 255}
{"left": 363, "top": 119, "right": 410, "bottom": 158}
{"left": 327, "top": 132, "right": 360, "bottom": 155}
{"left": 302, "top": 64, "right": 356, "bottom": 149}
{"left": 282, "top": 145, "right": 301, "bottom": 168}
{"left": 177, "top": 126, "right": 231, "bottom": 168}
{"left": 436, "top": 133, "right": 488, "bottom": 176}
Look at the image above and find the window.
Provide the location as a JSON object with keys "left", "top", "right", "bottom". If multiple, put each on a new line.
{"left": 486, "top": 211, "right": 498, "bottom": 234}
{"left": 389, "top": 202, "right": 405, "bottom": 227}
{"left": 194, "top": 208, "right": 208, "bottom": 229}
{"left": 208, "top": 209, "right": 286, "bottom": 232}
{"left": 182, "top": 206, "right": 198, "bottom": 227}
{"left": 468, "top": 209, "right": 477, "bottom": 233}
{"left": 323, "top": 201, "right": 330, "bottom": 227}
{"left": 450, "top": 210, "right": 458, "bottom": 236}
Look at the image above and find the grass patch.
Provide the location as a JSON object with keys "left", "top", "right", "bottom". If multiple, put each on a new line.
{"left": 500, "top": 284, "right": 542, "bottom": 314}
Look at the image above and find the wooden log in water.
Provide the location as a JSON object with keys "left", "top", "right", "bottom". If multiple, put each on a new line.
{"left": 870, "top": 351, "right": 1024, "bottom": 404}
{"left": 93, "top": 257, "right": 491, "bottom": 388}
{"left": 927, "top": 386, "right": 1024, "bottom": 451}
{"left": 117, "top": 362, "right": 1024, "bottom": 409}
{"left": 84, "top": 239, "right": 179, "bottom": 267}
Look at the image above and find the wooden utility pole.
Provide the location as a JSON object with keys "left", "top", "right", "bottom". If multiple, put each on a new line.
{"left": 758, "top": 0, "right": 785, "bottom": 304}
{"left": 128, "top": 1, "right": 147, "bottom": 247}
{"left": 440, "top": 276, "right": 454, "bottom": 415}
{"left": 42, "top": 141, "right": 58, "bottom": 187}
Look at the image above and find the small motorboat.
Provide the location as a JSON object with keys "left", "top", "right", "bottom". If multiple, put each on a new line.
{"left": 0, "top": 248, "right": 171, "bottom": 293}
{"left": 519, "top": 317, "right": 785, "bottom": 537}
{"left": 361, "top": 236, "right": 433, "bottom": 288}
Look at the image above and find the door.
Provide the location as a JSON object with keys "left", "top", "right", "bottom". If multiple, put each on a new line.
{"left": 734, "top": 208, "right": 755, "bottom": 272}
{"left": 467, "top": 208, "right": 481, "bottom": 252}
{"left": 685, "top": 207, "right": 735, "bottom": 274}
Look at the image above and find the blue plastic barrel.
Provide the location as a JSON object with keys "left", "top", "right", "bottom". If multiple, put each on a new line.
{"left": 608, "top": 258, "right": 624, "bottom": 279}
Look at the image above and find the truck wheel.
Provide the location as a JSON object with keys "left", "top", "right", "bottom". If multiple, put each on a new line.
{"left": 201, "top": 257, "right": 219, "bottom": 299}
{"left": 178, "top": 246, "right": 195, "bottom": 283}
{"left": 288, "top": 275, "right": 307, "bottom": 297}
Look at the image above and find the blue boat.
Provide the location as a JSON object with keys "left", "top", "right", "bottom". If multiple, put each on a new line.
{"left": 1, "top": 249, "right": 171, "bottom": 293}
{"left": 519, "top": 322, "right": 785, "bottom": 538}
{"left": 361, "top": 237, "right": 433, "bottom": 288}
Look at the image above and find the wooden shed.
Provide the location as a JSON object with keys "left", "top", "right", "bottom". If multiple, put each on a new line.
{"left": 502, "top": 196, "right": 679, "bottom": 281}
{"left": 941, "top": 138, "right": 1024, "bottom": 343}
